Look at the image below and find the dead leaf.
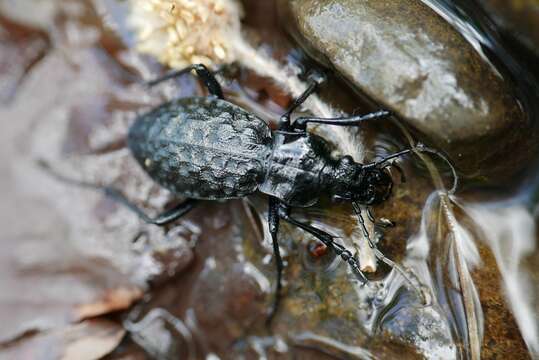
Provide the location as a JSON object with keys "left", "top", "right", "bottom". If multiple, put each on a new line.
{"left": 0, "top": 29, "right": 145, "bottom": 343}
{"left": 0, "top": 319, "right": 125, "bottom": 360}
{"left": 75, "top": 286, "right": 143, "bottom": 320}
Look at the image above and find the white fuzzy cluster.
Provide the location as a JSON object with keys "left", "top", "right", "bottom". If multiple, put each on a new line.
{"left": 127, "top": 0, "right": 243, "bottom": 68}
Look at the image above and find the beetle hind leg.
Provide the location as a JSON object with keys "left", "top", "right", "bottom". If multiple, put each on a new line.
{"left": 103, "top": 187, "right": 197, "bottom": 226}
{"left": 38, "top": 159, "right": 197, "bottom": 226}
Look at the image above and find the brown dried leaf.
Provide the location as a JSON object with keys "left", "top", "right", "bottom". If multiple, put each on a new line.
{"left": 0, "top": 319, "right": 125, "bottom": 360}
{"left": 75, "top": 286, "right": 143, "bottom": 320}
{"left": 0, "top": 23, "right": 145, "bottom": 343}
{"left": 0, "top": 238, "right": 143, "bottom": 343}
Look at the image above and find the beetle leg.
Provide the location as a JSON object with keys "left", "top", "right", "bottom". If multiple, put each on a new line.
{"left": 103, "top": 188, "right": 198, "bottom": 226}
{"left": 37, "top": 159, "right": 197, "bottom": 226}
{"left": 279, "top": 71, "right": 326, "bottom": 131}
{"left": 352, "top": 203, "right": 377, "bottom": 249}
{"left": 266, "top": 197, "right": 284, "bottom": 327}
{"left": 278, "top": 208, "right": 369, "bottom": 284}
{"left": 147, "top": 63, "right": 224, "bottom": 99}
{"left": 291, "top": 109, "right": 391, "bottom": 132}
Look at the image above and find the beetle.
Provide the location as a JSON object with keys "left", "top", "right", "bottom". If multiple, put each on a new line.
{"left": 41, "top": 64, "right": 452, "bottom": 325}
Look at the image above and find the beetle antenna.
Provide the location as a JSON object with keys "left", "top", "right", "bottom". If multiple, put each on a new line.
{"left": 413, "top": 143, "right": 458, "bottom": 195}
{"left": 365, "top": 143, "right": 458, "bottom": 194}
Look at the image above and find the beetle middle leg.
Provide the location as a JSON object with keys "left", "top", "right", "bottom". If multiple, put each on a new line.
{"left": 265, "top": 198, "right": 368, "bottom": 326}
{"left": 266, "top": 197, "right": 284, "bottom": 327}
{"left": 277, "top": 205, "right": 369, "bottom": 284}
{"left": 147, "top": 63, "right": 224, "bottom": 99}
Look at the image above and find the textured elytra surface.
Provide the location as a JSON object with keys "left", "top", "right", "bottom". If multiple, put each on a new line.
{"left": 128, "top": 97, "right": 272, "bottom": 199}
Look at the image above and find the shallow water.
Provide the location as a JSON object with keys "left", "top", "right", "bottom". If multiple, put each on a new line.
{"left": 422, "top": 1, "right": 539, "bottom": 357}
{"left": 0, "top": 0, "right": 538, "bottom": 359}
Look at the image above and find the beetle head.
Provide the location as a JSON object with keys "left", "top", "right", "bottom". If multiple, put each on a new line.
{"left": 352, "top": 166, "right": 393, "bottom": 205}
{"left": 332, "top": 156, "right": 393, "bottom": 205}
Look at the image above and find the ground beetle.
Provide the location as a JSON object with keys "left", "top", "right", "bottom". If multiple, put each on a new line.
{"left": 43, "top": 64, "right": 453, "bottom": 325}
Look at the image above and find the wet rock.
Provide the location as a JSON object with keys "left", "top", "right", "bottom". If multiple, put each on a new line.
{"left": 478, "top": 0, "right": 539, "bottom": 56}
{"left": 281, "top": 0, "right": 534, "bottom": 181}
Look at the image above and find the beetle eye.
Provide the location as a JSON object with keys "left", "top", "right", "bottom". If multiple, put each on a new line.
{"left": 340, "top": 155, "right": 354, "bottom": 166}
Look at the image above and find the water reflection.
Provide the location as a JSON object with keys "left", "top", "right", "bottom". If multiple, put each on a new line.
{"left": 420, "top": 1, "right": 539, "bottom": 357}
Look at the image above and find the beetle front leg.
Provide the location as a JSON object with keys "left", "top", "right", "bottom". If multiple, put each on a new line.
{"left": 352, "top": 202, "right": 426, "bottom": 301}
{"left": 266, "top": 197, "right": 285, "bottom": 327}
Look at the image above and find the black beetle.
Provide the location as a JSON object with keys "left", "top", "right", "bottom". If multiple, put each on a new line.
{"left": 41, "top": 64, "right": 453, "bottom": 325}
